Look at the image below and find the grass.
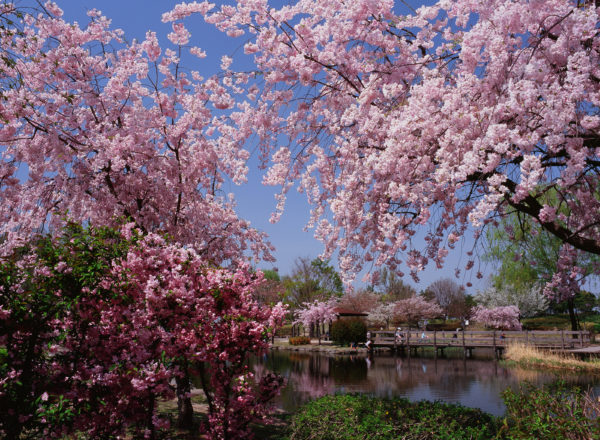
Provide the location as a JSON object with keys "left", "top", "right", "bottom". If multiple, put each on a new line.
{"left": 504, "top": 342, "right": 600, "bottom": 372}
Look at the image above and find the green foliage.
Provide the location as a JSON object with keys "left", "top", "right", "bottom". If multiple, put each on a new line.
{"left": 330, "top": 319, "right": 367, "bottom": 345}
{"left": 425, "top": 319, "right": 463, "bottom": 331}
{"left": 287, "top": 394, "right": 499, "bottom": 440}
{"left": 500, "top": 382, "right": 600, "bottom": 439}
{"left": 282, "top": 257, "right": 343, "bottom": 308}
{"left": 580, "top": 314, "right": 600, "bottom": 332}
{"left": 288, "top": 336, "right": 311, "bottom": 345}
{"left": 375, "top": 267, "right": 416, "bottom": 301}
{"left": 553, "top": 291, "right": 598, "bottom": 315}
{"left": 262, "top": 269, "right": 281, "bottom": 282}
{"left": 276, "top": 323, "right": 294, "bottom": 337}
{"left": 521, "top": 315, "right": 572, "bottom": 330}
{"left": 0, "top": 222, "right": 136, "bottom": 438}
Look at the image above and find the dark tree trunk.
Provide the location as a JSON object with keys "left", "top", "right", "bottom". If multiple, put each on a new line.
{"left": 567, "top": 297, "right": 579, "bottom": 332}
{"left": 176, "top": 363, "right": 195, "bottom": 430}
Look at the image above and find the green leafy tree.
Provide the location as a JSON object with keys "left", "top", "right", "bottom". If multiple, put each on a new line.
{"left": 282, "top": 257, "right": 343, "bottom": 309}
{"left": 374, "top": 268, "right": 416, "bottom": 302}
{"left": 485, "top": 209, "right": 599, "bottom": 330}
{"left": 252, "top": 268, "right": 285, "bottom": 306}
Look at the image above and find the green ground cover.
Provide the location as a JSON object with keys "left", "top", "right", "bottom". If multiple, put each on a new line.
{"left": 284, "top": 383, "right": 599, "bottom": 440}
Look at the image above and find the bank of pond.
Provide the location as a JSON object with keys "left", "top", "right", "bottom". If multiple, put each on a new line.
{"left": 245, "top": 349, "right": 600, "bottom": 439}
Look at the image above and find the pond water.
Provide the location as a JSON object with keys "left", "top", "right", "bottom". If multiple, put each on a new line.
{"left": 251, "top": 349, "right": 600, "bottom": 416}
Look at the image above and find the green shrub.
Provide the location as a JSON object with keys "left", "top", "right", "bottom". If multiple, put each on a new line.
{"left": 330, "top": 318, "right": 367, "bottom": 345}
{"left": 521, "top": 315, "right": 571, "bottom": 330}
{"left": 276, "top": 323, "right": 294, "bottom": 337}
{"left": 288, "top": 394, "right": 499, "bottom": 440}
{"left": 425, "top": 319, "right": 463, "bottom": 331}
{"left": 500, "top": 382, "right": 600, "bottom": 439}
{"left": 288, "top": 336, "right": 311, "bottom": 345}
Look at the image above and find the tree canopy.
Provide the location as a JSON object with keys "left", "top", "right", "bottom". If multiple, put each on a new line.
{"left": 171, "top": 0, "right": 600, "bottom": 289}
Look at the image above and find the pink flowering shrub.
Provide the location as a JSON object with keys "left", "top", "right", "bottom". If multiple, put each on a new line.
{"left": 109, "top": 233, "right": 287, "bottom": 439}
{"left": 471, "top": 306, "right": 522, "bottom": 331}
{"left": 0, "top": 224, "right": 286, "bottom": 439}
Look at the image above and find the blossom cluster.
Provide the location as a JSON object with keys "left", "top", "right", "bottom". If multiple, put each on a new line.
{"left": 471, "top": 305, "right": 522, "bottom": 331}
{"left": 0, "top": 225, "right": 285, "bottom": 439}
{"left": 167, "top": 0, "right": 600, "bottom": 292}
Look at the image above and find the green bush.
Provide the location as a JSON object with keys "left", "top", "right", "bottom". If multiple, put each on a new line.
{"left": 288, "top": 336, "right": 311, "bottom": 345}
{"left": 287, "top": 394, "right": 499, "bottom": 440}
{"left": 500, "top": 382, "right": 600, "bottom": 439}
{"left": 521, "top": 315, "right": 571, "bottom": 330}
{"left": 330, "top": 318, "right": 367, "bottom": 345}
{"left": 425, "top": 319, "right": 463, "bottom": 331}
{"left": 276, "top": 323, "right": 294, "bottom": 337}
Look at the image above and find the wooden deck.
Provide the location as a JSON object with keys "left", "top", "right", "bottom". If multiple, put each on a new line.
{"left": 368, "top": 330, "right": 591, "bottom": 357}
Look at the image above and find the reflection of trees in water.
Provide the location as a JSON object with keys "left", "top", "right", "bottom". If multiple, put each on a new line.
{"left": 252, "top": 351, "right": 600, "bottom": 413}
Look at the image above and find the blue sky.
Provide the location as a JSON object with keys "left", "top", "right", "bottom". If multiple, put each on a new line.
{"left": 54, "top": 0, "right": 494, "bottom": 293}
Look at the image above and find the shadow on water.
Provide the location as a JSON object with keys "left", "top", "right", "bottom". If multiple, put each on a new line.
{"left": 251, "top": 349, "right": 600, "bottom": 416}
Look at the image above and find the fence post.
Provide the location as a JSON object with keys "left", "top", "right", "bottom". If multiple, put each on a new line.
{"left": 493, "top": 330, "right": 496, "bottom": 352}
{"left": 526, "top": 331, "right": 529, "bottom": 345}
{"left": 580, "top": 330, "right": 584, "bottom": 348}
{"left": 561, "top": 330, "right": 565, "bottom": 350}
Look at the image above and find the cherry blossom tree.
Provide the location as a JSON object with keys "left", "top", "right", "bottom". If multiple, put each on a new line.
{"left": 423, "top": 278, "right": 468, "bottom": 319}
{"left": 471, "top": 305, "right": 522, "bottom": 331}
{"left": 474, "top": 285, "right": 548, "bottom": 318}
{"left": 393, "top": 297, "right": 443, "bottom": 328}
{"left": 0, "top": 1, "right": 270, "bottom": 263}
{"left": 337, "top": 289, "right": 379, "bottom": 313}
{"left": 294, "top": 299, "right": 337, "bottom": 343}
{"left": 170, "top": 0, "right": 600, "bottom": 291}
{"left": 367, "top": 303, "right": 397, "bottom": 330}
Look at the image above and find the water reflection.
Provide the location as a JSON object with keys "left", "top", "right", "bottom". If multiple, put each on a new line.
{"left": 253, "top": 350, "right": 600, "bottom": 416}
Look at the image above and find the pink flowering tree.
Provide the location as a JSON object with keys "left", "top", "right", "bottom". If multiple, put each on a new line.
{"left": 471, "top": 305, "right": 522, "bottom": 331}
{"left": 0, "top": 1, "right": 270, "bottom": 263}
{"left": 367, "top": 303, "right": 397, "bottom": 330}
{"left": 294, "top": 299, "right": 338, "bottom": 344}
{"left": 393, "top": 297, "right": 443, "bottom": 328}
{"left": 0, "top": 3, "right": 286, "bottom": 438}
{"left": 169, "top": 0, "right": 600, "bottom": 291}
{"left": 106, "top": 232, "right": 287, "bottom": 439}
{"left": 0, "top": 224, "right": 286, "bottom": 439}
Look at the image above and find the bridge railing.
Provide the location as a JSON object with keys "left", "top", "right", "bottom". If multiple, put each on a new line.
{"left": 367, "top": 330, "right": 590, "bottom": 350}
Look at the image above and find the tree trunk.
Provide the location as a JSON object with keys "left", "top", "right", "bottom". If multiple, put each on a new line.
{"left": 567, "top": 297, "right": 579, "bottom": 332}
{"left": 176, "top": 364, "right": 195, "bottom": 430}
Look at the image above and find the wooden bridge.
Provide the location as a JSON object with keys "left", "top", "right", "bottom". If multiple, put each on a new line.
{"left": 368, "top": 330, "right": 592, "bottom": 358}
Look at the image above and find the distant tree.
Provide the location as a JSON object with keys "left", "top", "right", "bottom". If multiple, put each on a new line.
{"left": 474, "top": 285, "right": 548, "bottom": 318}
{"left": 367, "top": 303, "right": 397, "bottom": 330}
{"left": 294, "top": 300, "right": 338, "bottom": 343}
{"left": 262, "top": 269, "right": 281, "bottom": 282}
{"left": 485, "top": 208, "right": 600, "bottom": 330}
{"left": 423, "top": 278, "right": 469, "bottom": 319}
{"left": 552, "top": 290, "right": 598, "bottom": 316}
{"left": 472, "top": 306, "right": 522, "bottom": 330}
{"left": 337, "top": 289, "right": 379, "bottom": 314}
{"left": 253, "top": 268, "right": 285, "bottom": 306}
{"left": 375, "top": 268, "right": 416, "bottom": 301}
{"left": 283, "top": 257, "right": 343, "bottom": 308}
{"left": 393, "top": 297, "right": 443, "bottom": 328}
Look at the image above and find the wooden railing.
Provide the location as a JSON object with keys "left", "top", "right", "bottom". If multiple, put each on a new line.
{"left": 367, "top": 330, "right": 591, "bottom": 351}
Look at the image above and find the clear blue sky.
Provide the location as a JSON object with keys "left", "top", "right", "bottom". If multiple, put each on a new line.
{"left": 55, "top": 0, "right": 494, "bottom": 294}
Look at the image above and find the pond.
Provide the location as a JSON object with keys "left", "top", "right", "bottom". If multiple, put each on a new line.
{"left": 251, "top": 349, "right": 600, "bottom": 416}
